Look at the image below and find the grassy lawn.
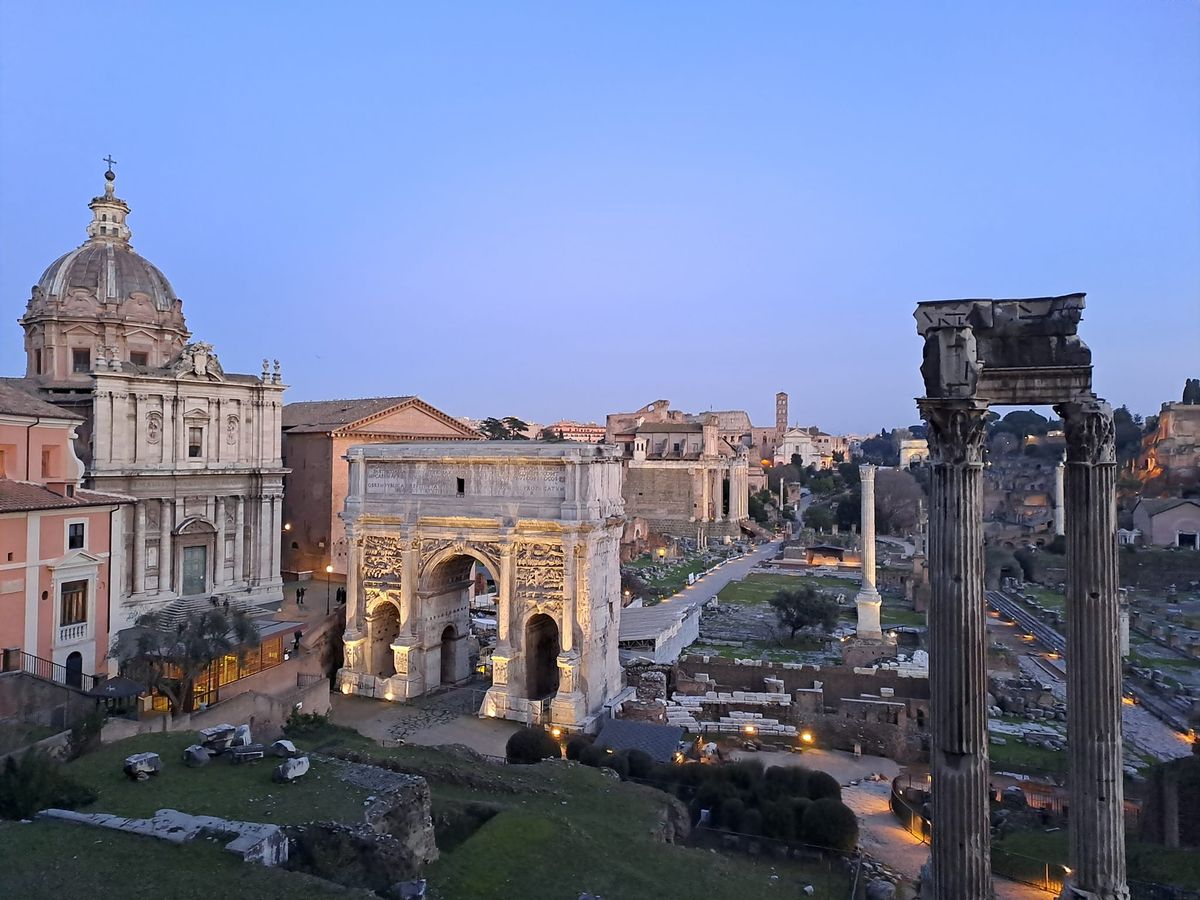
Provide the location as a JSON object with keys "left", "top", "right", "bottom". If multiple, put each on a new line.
{"left": 988, "top": 740, "right": 1068, "bottom": 776}
{"left": 0, "top": 722, "right": 59, "bottom": 754}
{"left": 1023, "top": 585, "right": 1065, "bottom": 611}
{"left": 1, "top": 820, "right": 360, "bottom": 900}
{"left": 635, "top": 557, "right": 723, "bottom": 601}
{"left": 717, "top": 573, "right": 857, "bottom": 607}
{"left": 301, "top": 724, "right": 853, "bottom": 900}
{"left": 880, "top": 605, "right": 926, "bottom": 627}
{"left": 1128, "top": 648, "right": 1200, "bottom": 673}
{"left": 994, "top": 829, "right": 1200, "bottom": 891}
{"left": 62, "top": 730, "right": 372, "bottom": 824}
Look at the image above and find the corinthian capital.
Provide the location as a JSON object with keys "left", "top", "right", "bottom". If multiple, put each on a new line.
{"left": 1056, "top": 398, "right": 1116, "bottom": 465}
{"left": 918, "top": 399, "right": 989, "bottom": 466}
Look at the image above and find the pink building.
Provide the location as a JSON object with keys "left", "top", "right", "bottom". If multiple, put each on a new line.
{"left": 0, "top": 380, "right": 129, "bottom": 683}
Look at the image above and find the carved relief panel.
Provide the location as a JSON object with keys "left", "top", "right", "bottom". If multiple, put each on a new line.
{"left": 361, "top": 535, "right": 404, "bottom": 588}
{"left": 515, "top": 541, "right": 565, "bottom": 611}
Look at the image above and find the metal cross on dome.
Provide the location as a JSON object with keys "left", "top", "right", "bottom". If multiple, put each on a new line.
{"left": 103, "top": 154, "right": 117, "bottom": 173}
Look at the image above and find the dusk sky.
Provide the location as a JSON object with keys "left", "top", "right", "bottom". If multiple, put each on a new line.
{"left": 1, "top": 2, "right": 1196, "bottom": 434}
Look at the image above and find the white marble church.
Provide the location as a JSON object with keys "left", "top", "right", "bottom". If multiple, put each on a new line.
{"left": 13, "top": 165, "right": 287, "bottom": 635}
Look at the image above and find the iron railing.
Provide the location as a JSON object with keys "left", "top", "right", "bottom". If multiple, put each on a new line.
{"left": 2, "top": 649, "right": 99, "bottom": 692}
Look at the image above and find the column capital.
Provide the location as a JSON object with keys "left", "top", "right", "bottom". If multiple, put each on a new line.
{"left": 918, "top": 398, "right": 989, "bottom": 466}
{"left": 1056, "top": 398, "right": 1116, "bottom": 466}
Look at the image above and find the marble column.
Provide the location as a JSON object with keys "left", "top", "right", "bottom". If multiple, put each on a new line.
{"left": 919, "top": 399, "right": 991, "bottom": 900}
{"left": 1057, "top": 400, "right": 1129, "bottom": 900}
{"left": 400, "top": 535, "right": 419, "bottom": 636}
{"left": 1054, "top": 457, "right": 1066, "bottom": 536}
{"left": 159, "top": 498, "right": 173, "bottom": 595}
{"left": 855, "top": 464, "right": 883, "bottom": 639}
{"left": 257, "top": 496, "right": 272, "bottom": 582}
{"left": 214, "top": 496, "right": 227, "bottom": 588}
{"left": 233, "top": 496, "right": 245, "bottom": 584}
{"left": 496, "top": 542, "right": 514, "bottom": 647}
{"left": 344, "top": 527, "right": 362, "bottom": 632}
{"left": 132, "top": 502, "right": 146, "bottom": 595}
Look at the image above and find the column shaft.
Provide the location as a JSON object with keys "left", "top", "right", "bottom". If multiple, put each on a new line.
{"left": 132, "top": 502, "right": 146, "bottom": 594}
{"left": 214, "top": 496, "right": 227, "bottom": 587}
{"left": 159, "top": 499, "right": 173, "bottom": 594}
{"left": 233, "top": 496, "right": 244, "bottom": 584}
{"left": 920, "top": 401, "right": 991, "bottom": 899}
{"left": 497, "top": 544, "right": 513, "bottom": 644}
{"left": 561, "top": 540, "right": 575, "bottom": 653}
{"left": 1059, "top": 401, "right": 1129, "bottom": 900}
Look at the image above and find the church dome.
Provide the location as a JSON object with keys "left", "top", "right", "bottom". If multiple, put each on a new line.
{"left": 31, "top": 168, "right": 179, "bottom": 312}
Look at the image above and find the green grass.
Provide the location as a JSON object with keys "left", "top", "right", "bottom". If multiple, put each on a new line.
{"left": 717, "top": 573, "right": 857, "bottom": 606}
{"left": 299, "top": 724, "right": 852, "bottom": 900}
{"left": 61, "top": 730, "right": 372, "bottom": 824}
{"left": 1127, "top": 649, "right": 1200, "bottom": 673}
{"left": 0, "top": 820, "right": 361, "bottom": 900}
{"left": 0, "top": 722, "right": 59, "bottom": 754}
{"left": 1022, "top": 585, "right": 1065, "bottom": 611}
{"left": 636, "top": 557, "right": 723, "bottom": 601}
{"left": 880, "top": 605, "right": 926, "bottom": 627}
{"left": 994, "top": 829, "right": 1200, "bottom": 891}
{"left": 988, "top": 739, "right": 1068, "bottom": 776}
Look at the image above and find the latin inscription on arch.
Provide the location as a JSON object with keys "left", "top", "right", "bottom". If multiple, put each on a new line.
{"left": 365, "top": 463, "right": 567, "bottom": 498}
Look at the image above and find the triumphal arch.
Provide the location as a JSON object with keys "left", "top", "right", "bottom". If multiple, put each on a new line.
{"left": 916, "top": 294, "right": 1127, "bottom": 900}
{"left": 335, "top": 442, "right": 626, "bottom": 731}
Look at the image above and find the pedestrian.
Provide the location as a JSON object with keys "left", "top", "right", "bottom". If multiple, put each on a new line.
{"left": 293, "top": 630, "right": 302, "bottom": 653}
{"left": 296, "top": 586, "right": 304, "bottom": 606}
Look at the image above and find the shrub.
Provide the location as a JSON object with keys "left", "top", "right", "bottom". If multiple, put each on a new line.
{"left": 565, "top": 734, "right": 593, "bottom": 761}
{"left": 740, "top": 808, "right": 763, "bottom": 836}
{"left": 283, "top": 707, "right": 330, "bottom": 737}
{"left": 65, "top": 706, "right": 106, "bottom": 761}
{"left": 806, "top": 770, "right": 842, "bottom": 801}
{"left": 505, "top": 727, "right": 561, "bottom": 764}
{"left": 800, "top": 797, "right": 859, "bottom": 852}
{"left": 0, "top": 750, "right": 97, "bottom": 820}
{"left": 602, "top": 752, "right": 630, "bottom": 779}
{"left": 718, "top": 796, "right": 746, "bottom": 831}
{"left": 623, "top": 749, "right": 655, "bottom": 780}
{"left": 578, "top": 745, "right": 605, "bottom": 768}
{"left": 760, "top": 800, "right": 796, "bottom": 840}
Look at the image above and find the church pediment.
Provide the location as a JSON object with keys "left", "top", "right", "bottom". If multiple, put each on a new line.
{"left": 341, "top": 398, "right": 480, "bottom": 439}
{"left": 51, "top": 549, "right": 103, "bottom": 571}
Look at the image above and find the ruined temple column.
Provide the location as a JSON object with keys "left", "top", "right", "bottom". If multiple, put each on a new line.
{"left": 1054, "top": 457, "right": 1066, "bottom": 536}
{"left": 1057, "top": 400, "right": 1129, "bottom": 900}
{"left": 919, "top": 399, "right": 991, "bottom": 899}
{"left": 855, "top": 464, "right": 883, "bottom": 639}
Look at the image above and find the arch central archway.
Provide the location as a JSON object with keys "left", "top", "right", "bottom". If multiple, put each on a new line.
{"left": 416, "top": 552, "right": 485, "bottom": 690}
{"left": 525, "top": 613, "right": 560, "bottom": 701}
{"left": 365, "top": 599, "right": 402, "bottom": 678}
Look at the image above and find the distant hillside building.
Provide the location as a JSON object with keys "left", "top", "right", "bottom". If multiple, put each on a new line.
{"left": 1139, "top": 389, "right": 1200, "bottom": 494}
{"left": 541, "top": 420, "right": 606, "bottom": 442}
{"left": 775, "top": 426, "right": 848, "bottom": 469}
{"left": 281, "top": 396, "right": 481, "bottom": 577}
{"left": 1132, "top": 498, "right": 1200, "bottom": 549}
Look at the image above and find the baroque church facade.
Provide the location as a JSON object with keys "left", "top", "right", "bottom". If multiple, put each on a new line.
{"left": 13, "top": 167, "right": 287, "bottom": 644}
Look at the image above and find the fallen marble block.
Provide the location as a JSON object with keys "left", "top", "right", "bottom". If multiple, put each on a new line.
{"left": 233, "top": 723, "right": 252, "bottom": 747}
{"left": 183, "top": 744, "right": 210, "bottom": 767}
{"left": 199, "top": 724, "right": 237, "bottom": 754}
{"left": 123, "top": 752, "right": 161, "bottom": 781}
{"left": 272, "top": 755, "right": 310, "bottom": 784}
{"left": 271, "top": 739, "right": 297, "bottom": 758}
{"left": 230, "top": 743, "right": 267, "bottom": 764}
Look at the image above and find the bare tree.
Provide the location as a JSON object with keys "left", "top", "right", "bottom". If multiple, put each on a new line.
{"left": 874, "top": 468, "right": 926, "bottom": 535}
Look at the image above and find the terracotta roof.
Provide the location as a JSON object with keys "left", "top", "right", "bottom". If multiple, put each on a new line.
{"left": 0, "top": 379, "right": 82, "bottom": 420}
{"left": 635, "top": 422, "right": 703, "bottom": 434}
{"left": 0, "top": 479, "right": 130, "bottom": 513}
{"left": 282, "top": 396, "right": 416, "bottom": 431}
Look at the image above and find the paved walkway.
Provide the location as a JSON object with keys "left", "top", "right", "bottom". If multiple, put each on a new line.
{"left": 329, "top": 685, "right": 519, "bottom": 757}
{"left": 656, "top": 539, "right": 784, "bottom": 613}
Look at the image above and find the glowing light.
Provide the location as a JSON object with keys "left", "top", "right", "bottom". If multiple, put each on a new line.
{"left": 800, "top": 731, "right": 814, "bottom": 744}
{"left": 742, "top": 724, "right": 757, "bottom": 735}
{"left": 673, "top": 752, "right": 685, "bottom": 764}
{"left": 550, "top": 727, "right": 562, "bottom": 739}
{"left": 326, "top": 564, "right": 334, "bottom": 574}
{"left": 283, "top": 522, "right": 291, "bottom": 531}
{"left": 1122, "top": 696, "right": 1136, "bottom": 706}
{"left": 340, "top": 683, "right": 351, "bottom": 694}
{"left": 1063, "top": 867, "right": 1072, "bottom": 876}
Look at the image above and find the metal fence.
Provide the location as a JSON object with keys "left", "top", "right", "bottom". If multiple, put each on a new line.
{"left": 3, "top": 649, "right": 99, "bottom": 692}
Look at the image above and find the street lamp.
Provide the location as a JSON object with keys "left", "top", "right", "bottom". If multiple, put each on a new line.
{"left": 325, "top": 564, "right": 334, "bottom": 614}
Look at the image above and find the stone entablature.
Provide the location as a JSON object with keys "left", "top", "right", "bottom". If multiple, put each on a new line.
{"left": 337, "top": 442, "right": 626, "bottom": 731}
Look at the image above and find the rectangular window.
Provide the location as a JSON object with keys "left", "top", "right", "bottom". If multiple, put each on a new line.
{"left": 41, "top": 448, "right": 54, "bottom": 478}
{"left": 239, "top": 644, "right": 262, "bottom": 679}
{"left": 72, "top": 348, "right": 90, "bottom": 373}
{"left": 262, "top": 636, "right": 282, "bottom": 668}
{"left": 60, "top": 580, "right": 87, "bottom": 626}
{"left": 130, "top": 351, "right": 148, "bottom": 366}
{"left": 188, "top": 426, "right": 204, "bottom": 458}
{"left": 68, "top": 522, "right": 85, "bottom": 550}
{"left": 34, "top": 349, "right": 42, "bottom": 375}
{"left": 456, "top": 477, "right": 465, "bottom": 496}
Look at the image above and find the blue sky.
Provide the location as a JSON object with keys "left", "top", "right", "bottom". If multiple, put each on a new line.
{"left": 1, "top": 2, "right": 1196, "bottom": 433}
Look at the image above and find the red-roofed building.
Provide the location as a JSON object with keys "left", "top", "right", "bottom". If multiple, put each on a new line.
{"left": 0, "top": 380, "right": 130, "bottom": 682}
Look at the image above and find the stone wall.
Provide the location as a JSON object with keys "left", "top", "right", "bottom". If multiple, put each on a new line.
{"left": 0, "top": 671, "right": 94, "bottom": 730}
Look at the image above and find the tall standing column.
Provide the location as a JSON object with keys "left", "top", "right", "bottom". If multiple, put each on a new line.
{"left": 159, "top": 498, "right": 173, "bottom": 595}
{"left": 855, "top": 464, "right": 883, "bottom": 639}
{"left": 132, "top": 502, "right": 146, "bottom": 595}
{"left": 233, "top": 496, "right": 245, "bottom": 584}
{"left": 1054, "top": 457, "right": 1066, "bottom": 536}
{"left": 214, "top": 496, "right": 227, "bottom": 588}
{"left": 919, "top": 399, "right": 991, "bottom": 900}
{"left": 1058, "top": 399, "right": 1128, "bottom": 900}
